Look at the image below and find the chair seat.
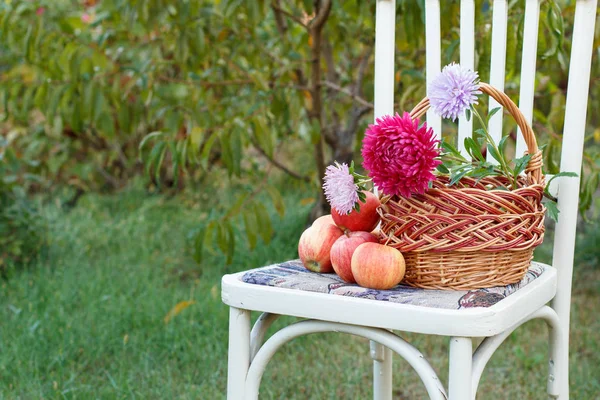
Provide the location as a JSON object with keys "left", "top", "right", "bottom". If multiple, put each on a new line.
{"left": 221, "top": 260, "right": 557, "bottom": 337}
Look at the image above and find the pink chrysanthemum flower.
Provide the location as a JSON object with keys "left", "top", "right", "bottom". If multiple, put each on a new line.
{"left": 362, "top": 112, "right": 441, "bottom": 198}
{"left": 323, "top": 163, "right": 359, "bottom": 215}
{"left": 428, "top": 63, "right": 481, "bottom": 121}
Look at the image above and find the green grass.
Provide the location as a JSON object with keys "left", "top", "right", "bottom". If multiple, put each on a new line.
{"left": 0, "top": 185, "right": 598, "bottom": 399}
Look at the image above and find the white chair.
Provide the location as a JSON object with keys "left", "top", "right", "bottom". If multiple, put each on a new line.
{"left": 221, "top": 1, "right": 598, "bottom": 398}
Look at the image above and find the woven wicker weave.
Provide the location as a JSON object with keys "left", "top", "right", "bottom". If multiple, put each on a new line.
{"left": 378, "top": 83, "right": 546, "bottom": 290}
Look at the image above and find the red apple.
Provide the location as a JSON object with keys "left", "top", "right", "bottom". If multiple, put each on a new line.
{"left": 330, "top": 231, "right": 379, "bottom": 283}
{"left": 312, "top": 214, "right": 335, "bottom": 229}
{"left": 332, "top": 191, "right": 381, "bottom": 233}
{"left": 351, "top": 242, "right": 405, "bottom": 290}
{"left": 298, "top": 223, "right": 343, "bottom": 273}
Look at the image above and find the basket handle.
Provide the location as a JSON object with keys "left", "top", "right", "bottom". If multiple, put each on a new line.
{"left": 409, "top": 82, "right": 543, "bottom": 183}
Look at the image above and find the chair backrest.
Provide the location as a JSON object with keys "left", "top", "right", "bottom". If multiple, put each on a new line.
{"left": 373, "top": 0, "right": 597, "bottom": 330}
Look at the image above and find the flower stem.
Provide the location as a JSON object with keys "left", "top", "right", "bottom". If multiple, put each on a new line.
{"left": 470, "top": 107, "right": 515, "bottom": 188}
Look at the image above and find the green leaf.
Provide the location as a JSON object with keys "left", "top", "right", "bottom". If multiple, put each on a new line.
{"left": 220, "top": 133, "right": 234, "bottom": 175}
{"left": 545, "top": 200, "right": 560, "bottom": 222}
{"left": 199, "top": 132, "right": 218, "bottom": 170}
{"left": 465, "top": 108, "right": 471, "bottom": 122}
{"left": 266, "top": 185, "right": 285, "bottom": 217}
{"left": 513, "top": 154, "right": 533, "bottom": 178}
{"left": 230, "top": 129, "right": 243, "bottom": 176}
{"left": 449, "top": 166, "right": 471, "bottom": 186}
{"left": 550, "top": 171, "right": 578, "bottom": 179}
{"left": 23, "top": 24, "right": 33, "bottom": 62}
{"left": 216, "top": 223, "right": 228, "bottom": 254}
{"left": 139, "top": 131, "right": 164, "bottom": 152}
{"left": 117, "top": 104, "right": 131, "bottom": 134}
{"left": 441, "top": 140, "right": 466, "bottom": 160}
{"left": 546, "top": 140, "right": 560, "bottom": 174}
{"left": 252, "top": 116, "right": 275, "bottom": 157}
{"left": 464, "top": 137, "right": 485, "bottom": 162}
{"left": 33, "top": 83, "right": 48, "bottom": 109}
{"left": 169, "top": 141, "right": 180, "bottom": 186}
{"left": 487, "top": 107, "right": 501, "bottom": 122}
{"left": 545, "top": 171, "right": 579, "bottom": 196}
{"left": 226, "top": 193, "right": 249, "bottom": 219}
{"left": 487, "top": 144, "right": 503, "bottom": 165}
{"left": 436, "top": 164, "right": 450, "bottom": 174}
{"left": 146, "top": 141, "right": 166, "bottom": 177}
{"left": 357, "top": 191, "right": 367, "bottom": 203}
{"left": 191, "top": 227, "right": 206, "bottom": 264}
{"left": 243, "top": 210, "right": 258, "bottom": 250}
{"left": 97, "top": 112, "right": 115, "bottom": 138}
{"left": 254, "top": 203, "right": 273, "bottom": 244}
{"left": 578, "top": 171, "right": 598, "bottom": 216}
{"left": 498, "top": 135, "right": 509, "bottom": 154}
{"left": 154, "top": 142, "right": 168, "bottom": 184}
{"left": 226, "top": 221, "right": 236, "bottom": 264}
{"left": 470, "top": 166, "right": 499, "bottom": 184}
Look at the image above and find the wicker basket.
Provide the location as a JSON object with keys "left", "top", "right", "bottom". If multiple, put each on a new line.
{"left": 378, "top": 83, "right": 546, "bottom": 290}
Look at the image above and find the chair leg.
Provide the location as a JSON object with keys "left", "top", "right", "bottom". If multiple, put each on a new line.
{"left": 371, "top": 341, "right": 393, "bottom": 400}
{"left": 448, "top": 337, "right": 473, "bottom": 400}
{"left": 549, "top": 322, "right": 568, "bottom": 399}
{"left": 227, "top": 307, "right": 251, "bottom": 400}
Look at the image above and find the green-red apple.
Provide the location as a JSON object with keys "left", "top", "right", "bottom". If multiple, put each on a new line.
{"left": 332, "top": 191, "right": 381, "bottom": 232}
{"left": 298, "top": 223, "right": 343, "bottom": 273}
{"left": 312, "top": 214, "right": 335, "bottom": 229}
{"left": 331, "top": 231, "right": 379, "bottom": 283}
{"left": 351, "top": 242, "right": 405, "bottom": 290}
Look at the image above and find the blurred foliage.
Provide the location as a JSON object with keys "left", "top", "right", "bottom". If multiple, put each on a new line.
{"left": 0, "top": 132, "right": 47, "bottom": 275}
{"left": 0, "top": 0, "right": 599, "bottom": 264}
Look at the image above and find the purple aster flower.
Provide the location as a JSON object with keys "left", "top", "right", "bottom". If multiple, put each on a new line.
{"left": 323, "top": 163, "right": 359, "bottom": 215}
{"left": 428, "top": 63, "right": 481, "bottom": 121}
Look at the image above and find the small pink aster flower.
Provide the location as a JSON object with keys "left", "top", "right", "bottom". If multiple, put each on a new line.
{"left": 81, "top": 13, "right": 92, "bottom": 23}
{"left": 428, "top": 63, "right": 481, "bottom": 121}
{"left": 36, "top": 7, "right": 45, "bottom": 16}
{"left": 362, "top": 112, "right": 441, "bottom": 198}
{"left": 323, "top": 163, "right": 359, "bottom": 215}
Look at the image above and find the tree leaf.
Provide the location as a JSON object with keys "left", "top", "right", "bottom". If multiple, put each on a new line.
{"left": 216, "top": 223, "right": 229, "bottom": 254}
{"left": 266, "top": 185, "right": 285, "bottom": 217}
{"left": 199, "top": 131, "right": 218, "bottom": 169}
{"left": 164, "top": 300, "right": 195, "bottom": 324}
{"left": 243, "top": 210, "right": 258, "bottom": 250}
{"left": 226, "top": 221, "right": 236, "bottom": 264}
{"left": 191, "top": 227, "right": 205, "bottom": 264}
{"left": 139, "top": 131, "right": 164, "bottom": 152}
{"left": 254, "top": 203, "right": 273, "bottom": 244}
{"left": 226, "top": 193, "right": 249, "bottom": 219}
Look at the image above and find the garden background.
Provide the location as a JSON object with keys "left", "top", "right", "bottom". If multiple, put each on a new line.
{"left": 1, "top": 0, "right": 599, "bottom": 398}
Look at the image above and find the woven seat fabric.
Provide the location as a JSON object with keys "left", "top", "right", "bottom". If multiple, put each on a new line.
{"left": 241, "top": 260, "right": 547, "bottom": 310}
